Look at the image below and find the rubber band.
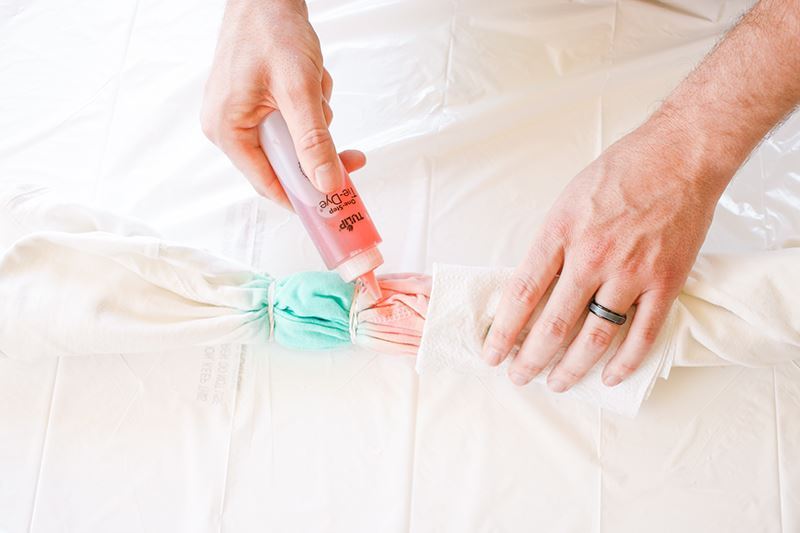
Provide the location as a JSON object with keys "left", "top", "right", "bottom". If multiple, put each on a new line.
{"left": 349, "top": 281, "right": 361, "bottom": 343}
{"left": 267, "top": 279, "right": 276, "bottom": 342}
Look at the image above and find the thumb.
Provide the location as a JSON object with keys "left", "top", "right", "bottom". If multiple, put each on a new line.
{"left": 277, "top": 82, "right": 344, "bottom": 193}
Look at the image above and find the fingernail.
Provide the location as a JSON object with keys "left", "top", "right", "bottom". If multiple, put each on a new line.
{"left": 603, "top": 375, "right": 622, "bottom": 387}
{"left": 509, "top": 372, "right": 529, "bottom": 386}
{"left": 314, "top": 162, "right": 342, "bottom": 192}
{"left": 548, "top": 380, "right": 567, "bottom": 393}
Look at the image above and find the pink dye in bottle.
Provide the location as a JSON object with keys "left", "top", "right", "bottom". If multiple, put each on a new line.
{"left": 258, "top": 111, "right": 383, "bottom": 300}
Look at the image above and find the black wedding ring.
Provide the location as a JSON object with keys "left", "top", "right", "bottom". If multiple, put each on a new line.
{"left": 588, "top": 299, "right": 627, "bottom": 325}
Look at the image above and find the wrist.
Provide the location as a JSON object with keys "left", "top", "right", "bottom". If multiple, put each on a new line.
{"left": 642, "top": 98, "right": 741, "bottom": 198}
{"left": 228, "top": 0, "right": 305, "bottom": 7}
{"left": 226, "top": 0, "right": 308, "bottom": 19}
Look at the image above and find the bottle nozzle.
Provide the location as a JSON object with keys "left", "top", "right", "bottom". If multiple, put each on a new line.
{"left": 336, "top": 247, "right": 384, "bottom": 302}
{"left": 359, "top": 271, "right": 382, "bottom": 302}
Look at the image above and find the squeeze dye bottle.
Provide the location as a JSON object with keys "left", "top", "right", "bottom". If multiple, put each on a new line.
{"left": 258, "top": 111, "right": 383, "bottom": 300}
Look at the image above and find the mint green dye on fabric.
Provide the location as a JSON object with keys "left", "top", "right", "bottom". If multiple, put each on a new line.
{"left": 272, "top": 271, "right": 354, "bottom": 350}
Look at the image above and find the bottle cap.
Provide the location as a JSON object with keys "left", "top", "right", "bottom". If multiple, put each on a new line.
{"left": 336, "top": 247, "right": 383, "bottom": 282}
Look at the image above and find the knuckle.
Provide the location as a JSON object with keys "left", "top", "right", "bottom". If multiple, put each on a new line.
{"left": 617, "top": 361, "right": 639, "bottom": 375}
{"left": 277, "top": 65, "right": 309, "bottom": 86}
{"left": 648, "top": 268, "right": 687, "bottom": 292}
{"left": 297, "top": 127, "right": 334, "bottom": 155}
{"left": 583, "top": 253, "right": 607, "bottom": 274}
{"left": 557, "top": 366, "right": 583, "bottom": 382}
{"left": 539, "top": 315, "right": 570, "bottom": 342}
{"left": 585, "top": 327, "right": 614, "bottom": 350}
{"left": 546, "top": 215, "right": 571, "bottom": 241}
{"left": 508, "top": 275, "right": 541, "bottom": 307}
{"left": 215, "top": 129, "right": 238, "bottom": 153}
{"left": 514, "top": 360, "right": 543, "bottom": 376}
{"left": 617, "top": 261, "right": 641, "bottom": 279}
{"left": 587, "top": 237, "right": 613, "bottom": 258}
{"left": 487, "top": 326, "right": 515, "bottom": 348}
{"left": 636, "top": 324, "right": 661, "bottom": 347}
{"left": 281, "top": 73, "right": 320, "bottom": 95}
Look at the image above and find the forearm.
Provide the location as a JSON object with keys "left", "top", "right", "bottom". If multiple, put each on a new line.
{"left": 649, "top": 0, "right": 800, "bottom": 193}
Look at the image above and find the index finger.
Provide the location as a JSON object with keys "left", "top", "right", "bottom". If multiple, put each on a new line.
{"left": 482, "top": 233, "right": 562, "bottom": 366}
{"left": 276, "top": 78, "right": 343, "bottom": 193}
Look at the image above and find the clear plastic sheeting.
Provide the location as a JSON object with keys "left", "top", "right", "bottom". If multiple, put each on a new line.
{"left": 1, "top": 0, "right": 798, "bottom": 531}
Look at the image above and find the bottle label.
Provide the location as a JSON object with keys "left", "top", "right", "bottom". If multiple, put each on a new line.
{"left": 317, "top": 186, "right": 359, "bottom": 219}
{"left": 259, "top": 112, "right": 381, "bottom": 269}
{"left": 339, "top": 212, "right": 364, "bottom": 232}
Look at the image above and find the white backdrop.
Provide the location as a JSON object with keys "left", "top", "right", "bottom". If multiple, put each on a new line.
{"left": 1, "top": 0, "right": 798, "bottom": 531}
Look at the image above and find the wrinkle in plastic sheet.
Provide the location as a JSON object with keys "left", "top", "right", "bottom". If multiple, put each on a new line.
{"left": 2, "top": 0, "right": 800, "bottom": 532}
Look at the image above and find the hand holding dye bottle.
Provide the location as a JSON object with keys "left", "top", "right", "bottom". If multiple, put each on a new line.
{"left": 259, "top": 112, "right": 384, "bottom": 300}
{"left": 201, "top": 0, "right": 367, "bottom": 207}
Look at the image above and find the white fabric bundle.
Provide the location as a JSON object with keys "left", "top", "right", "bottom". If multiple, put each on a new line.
{"left": 0, "top": 184, "right": 275, "bottom": 356}
{"left": 0, "top": 184, "right": 428, "bottom": 357}
{"left": 2, "top": 183, "right": 799, "bottom": 416}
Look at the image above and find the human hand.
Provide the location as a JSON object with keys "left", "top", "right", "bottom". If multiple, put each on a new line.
{"left": 482, "top": 115, "right": 729, "bottom": 392}
{"left": 201, "top": 0, "right": 365, "bottom": 208}
{"left": 481, "top": 0, "right": 800, "bottom": 392}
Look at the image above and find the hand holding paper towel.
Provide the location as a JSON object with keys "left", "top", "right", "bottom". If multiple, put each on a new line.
{"left": 414, "top": 256, "right": 800, "bottom": 416}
